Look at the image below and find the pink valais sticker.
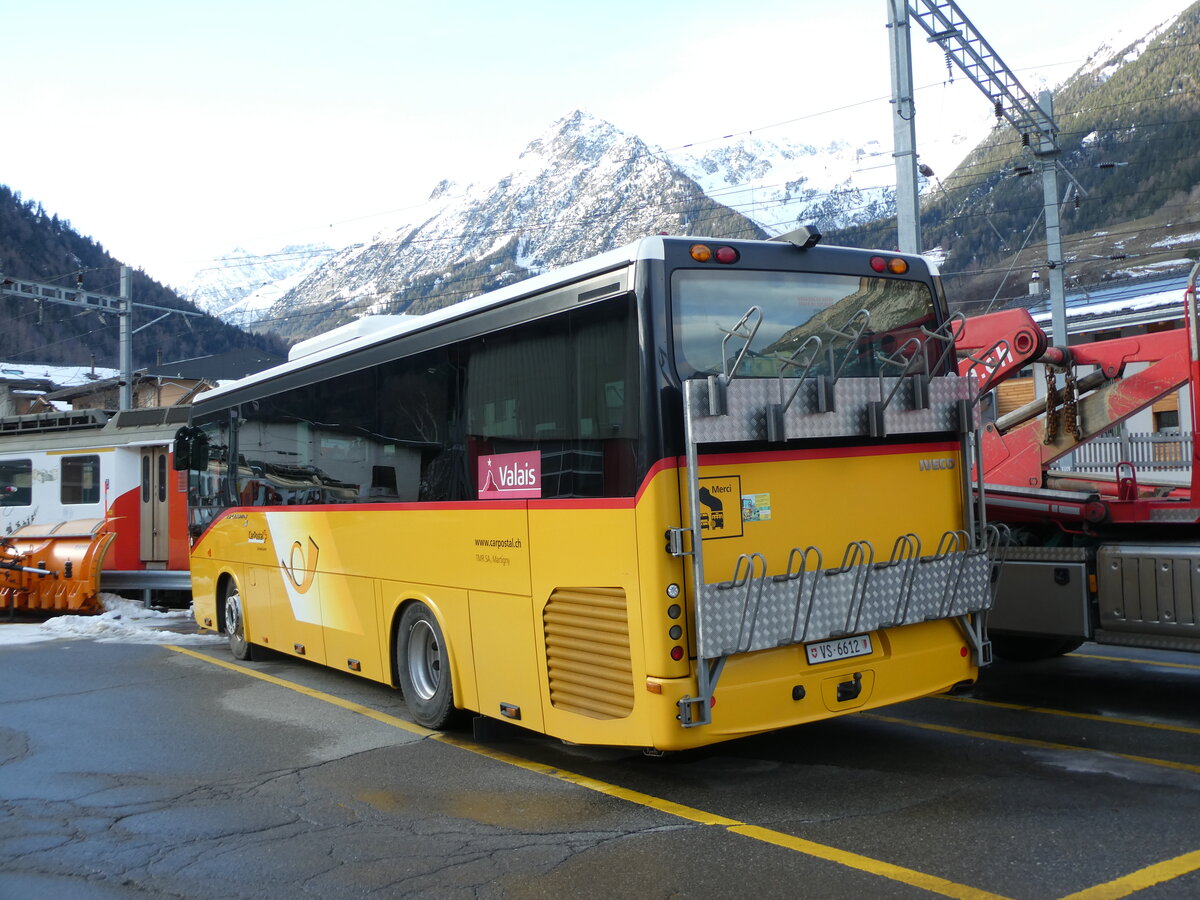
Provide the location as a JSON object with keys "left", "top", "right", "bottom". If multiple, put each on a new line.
{"left": 477, "top": 451, "right": 541, "bottom": 499}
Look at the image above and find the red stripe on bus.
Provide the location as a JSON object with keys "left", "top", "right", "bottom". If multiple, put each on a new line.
{"left": 195, "top": 443, "right": 957, "bottom": 530}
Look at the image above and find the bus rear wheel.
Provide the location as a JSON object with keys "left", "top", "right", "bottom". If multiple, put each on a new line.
{"left": 223, "top": 581, "right": 255, "bottom": 661}
{"left": 396, "top": 602, "right": 456, "bottom": 729}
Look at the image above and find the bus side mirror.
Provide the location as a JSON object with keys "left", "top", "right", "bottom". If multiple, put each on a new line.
{"left": 173, "top": 426, "right": 209, "bottom": 471}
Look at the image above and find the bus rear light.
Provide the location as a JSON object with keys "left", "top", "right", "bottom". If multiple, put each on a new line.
{"left": 960, "top": 646, "right": 969, "bottom": 657}
{"left": 645, "top": 680, "right": 663, "bottom": 694}
{"left": 870, "top": 256, "right": 910, "bottom": 275}
{"left": 690, "top": 244, "right": 740, "bottom": 264}
{"left": 669, "top": 625, "right": 682, "bottom": 640}
{"left": 670, "top": 646, "right": 684, "bottom": 661}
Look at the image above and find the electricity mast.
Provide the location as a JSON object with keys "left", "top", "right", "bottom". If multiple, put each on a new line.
{"left": 889, "top": 0, "right": 1072, "bottom": 344}
{"left": 0, "top": 268, "right": 204, "bottom": 410}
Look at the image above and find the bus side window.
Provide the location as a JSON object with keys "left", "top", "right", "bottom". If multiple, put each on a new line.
{"left": 464, "top": 296, "right": 640, "bottom": 499}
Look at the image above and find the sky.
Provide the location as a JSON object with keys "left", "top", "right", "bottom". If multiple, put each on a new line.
{"left": 4, "top": 0, "right": 1191, "bottom": 289}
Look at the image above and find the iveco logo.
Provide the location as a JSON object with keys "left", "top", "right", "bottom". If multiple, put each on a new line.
{"left": 919, "top": 458, "right": 956, "bottom": 471}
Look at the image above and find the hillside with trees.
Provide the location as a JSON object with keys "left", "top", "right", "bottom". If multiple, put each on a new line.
{"left": 0, "top": 185, "right": 285, "bottom": 367}
{"left": 829, "top": 0, "right": 1200, "bottom": 310}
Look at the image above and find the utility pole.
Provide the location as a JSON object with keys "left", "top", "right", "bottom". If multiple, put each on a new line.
{"left": 1038, "top": 90, "right": 1068, "bottom": 347}
{"left": 0, "top": 270, "right": 205, "bottom": 411}
{"left": 119, "top": 266, "right": 133, "bottom": 411}
{"left": 888, "top": 0, "right": 922, "bottom": 254}
{"left": 895, "top": 0, "right": 1072, "bottom": 345}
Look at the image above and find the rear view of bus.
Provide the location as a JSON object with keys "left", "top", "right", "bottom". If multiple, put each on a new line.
{"left": 180, "top": 232, "right": 995, "bottom": 752}
{"left": 643, "top": 234, "right": 995, "bottom": 748}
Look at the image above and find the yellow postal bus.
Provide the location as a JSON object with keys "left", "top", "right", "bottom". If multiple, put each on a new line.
{"left": 177, "top": 232, "right": 997, "bottom": 751}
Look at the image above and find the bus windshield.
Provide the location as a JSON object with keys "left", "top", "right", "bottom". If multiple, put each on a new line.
{"left": 671, "top": 268, "right": 939, "bottom": 379}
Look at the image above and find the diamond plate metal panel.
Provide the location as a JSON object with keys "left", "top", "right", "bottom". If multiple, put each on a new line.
{"left": 687, "top": 375, "right": 973, "bottom": 444}
{"left": 695, "top": 541, "right": 994, "bottom": 659}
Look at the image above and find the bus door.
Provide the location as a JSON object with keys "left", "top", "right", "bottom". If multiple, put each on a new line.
{"left": 140, "top": 447, "right": 170, "bottom": 564}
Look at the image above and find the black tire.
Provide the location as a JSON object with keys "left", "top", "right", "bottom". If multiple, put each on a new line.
{"left": 396, "top": 601, "right": 456, "bottom": 729}
{"left": 222, "top": 580, "right": 256, "bottom": 661}
{"left": 990, "top": 634, "right": 1084, "bottom": 662}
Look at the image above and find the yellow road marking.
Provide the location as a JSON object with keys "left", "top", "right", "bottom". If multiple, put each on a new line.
{"left": 167, "top": 645, "right": 1200, "bottom": 899}
{"left": 1058, "top": 848, "right": 1200, "bottom": 900}
{"left": 166, "top": 645, "right": 1008, "bottom": 899}
{"left": 864, "top": 713, "right": 1200, "bottom": 776}
{"left": 166, "top": 645, "right": 433, "bottom": 738}
{"left": 433, "top": 733, "right": 741, "bottom": 827}
{"left": 934, "top": 694, "right": 1200, "bottom": 737}
{"left": 727, "top": 825, "right": 1004, "bottom": 900}
{"left": 1071, "top": 652, "right": 1200, "bottom": 672}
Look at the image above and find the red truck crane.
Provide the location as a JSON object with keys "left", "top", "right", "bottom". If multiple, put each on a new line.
{"left": 956, "top": 262, "right": 1200, "bottom": 659}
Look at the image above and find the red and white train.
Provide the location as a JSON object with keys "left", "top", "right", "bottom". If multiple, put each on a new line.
{"left": 0, "top": 406, "right": 191, "bottom": 612}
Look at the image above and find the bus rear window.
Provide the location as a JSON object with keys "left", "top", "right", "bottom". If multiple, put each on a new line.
{"left": 672, "top": 268, "right": 938, "bottom": 379}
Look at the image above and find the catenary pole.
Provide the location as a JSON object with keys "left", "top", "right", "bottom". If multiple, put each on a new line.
{"left": 119, "top": 266, "right": 133, "bottom": 410}
{"left": 1039, "top": 91, "right": 1067, "bottom": 348}
{"left": 889, "top": 0, "right": 922, "bottom": 254}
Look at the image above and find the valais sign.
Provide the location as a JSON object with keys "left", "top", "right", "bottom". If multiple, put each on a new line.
{"left": 477, "top": 451, "right": 541, "bottom": 499}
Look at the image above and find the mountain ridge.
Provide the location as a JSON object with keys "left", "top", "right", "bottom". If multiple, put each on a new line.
{"left": 250, "top": 111, "right": 770, "bottom": 341}
{"left": 193, "top": 111, "right": 912, "bottom": 341}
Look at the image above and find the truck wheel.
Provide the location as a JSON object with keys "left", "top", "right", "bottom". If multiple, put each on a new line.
{"left": 396, "top": 601, "right": 456, "bottom": 729}
{"left": 223, "top": 581, "right": 256, "bottom": 661}
{"left": 991, "top": 635, "right": 1083, "bottom": 662}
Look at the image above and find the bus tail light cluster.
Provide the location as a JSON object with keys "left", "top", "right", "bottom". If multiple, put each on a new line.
{"left": 870, "top": 256, "right": 910, "bottom": 274}
{"left": 690, "top": 244, "right": 740, "bottom": 264}
{"left": 667, "top": 590, "right": 685, "bottom": 661}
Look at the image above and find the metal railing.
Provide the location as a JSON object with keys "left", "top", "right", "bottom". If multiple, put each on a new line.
{"left": 1051, "top": 432, "right": 1193, "bottom": 473}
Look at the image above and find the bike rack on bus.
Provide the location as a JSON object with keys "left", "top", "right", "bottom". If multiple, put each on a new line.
{"left": 673, "top": 309, "right": 1001, "bottom": 728}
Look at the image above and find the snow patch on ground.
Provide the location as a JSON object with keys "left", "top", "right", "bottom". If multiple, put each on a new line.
{"left": 1150, "top": 232, "right": 1200, "bottom": 249}
{"left": 1112, "top": 259, "right": 1193, "bottom": 278}
{"left": 0, "top": 593, "right": 222, "bottom": 647}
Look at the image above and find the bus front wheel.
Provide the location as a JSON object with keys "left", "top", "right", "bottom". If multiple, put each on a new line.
{"left": 396, "top": 602, "right": 456, "bottom": 729}
{"left": 223, "top": 581, "right": 255, "bottom": 661}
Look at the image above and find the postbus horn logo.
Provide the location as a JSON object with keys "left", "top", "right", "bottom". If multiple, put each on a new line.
{"left": 281, "top": 537, "right": 319, "bottom": 593}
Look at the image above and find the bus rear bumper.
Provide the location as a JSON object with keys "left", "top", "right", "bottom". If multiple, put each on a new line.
{"left": 647, "top": 619, "right": 976, "bottom": 752}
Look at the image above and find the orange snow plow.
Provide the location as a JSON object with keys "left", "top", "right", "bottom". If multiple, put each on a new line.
{"left": 0, "top": 519, "right": 117, "bottom": 614}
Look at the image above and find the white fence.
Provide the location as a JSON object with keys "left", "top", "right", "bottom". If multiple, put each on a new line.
{"left": 1050, "top": 431, "right": 1193, "bottom": 473}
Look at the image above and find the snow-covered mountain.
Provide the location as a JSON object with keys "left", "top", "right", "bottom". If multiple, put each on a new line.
{"left": 182, "top": 243, "right": 334, "bottom": 328}
{"left": 669, "top": 134, "right": 902, "bottom": 237}
{"left": 191, "top": 115, "right": 907, "bottom": 339}
{"left": 258, "top": 112, "right": 777, "bottom": 339}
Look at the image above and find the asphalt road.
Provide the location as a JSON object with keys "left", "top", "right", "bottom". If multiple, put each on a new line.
{"left": 2, "top": 625, "right": 1199, "bottom": 899}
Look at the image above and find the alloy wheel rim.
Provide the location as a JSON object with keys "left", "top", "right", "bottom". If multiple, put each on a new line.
{"left": 407, "top": 619, "right": 441, "bottom": 700}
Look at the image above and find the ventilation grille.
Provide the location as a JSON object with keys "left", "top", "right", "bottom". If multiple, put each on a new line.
{"left": 544, "top": 587, "right": 634, "bottom": 719}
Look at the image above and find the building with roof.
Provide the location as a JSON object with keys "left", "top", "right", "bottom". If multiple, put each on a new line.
{"left": 0, "top": 348, "right": 284, "bottom": 415}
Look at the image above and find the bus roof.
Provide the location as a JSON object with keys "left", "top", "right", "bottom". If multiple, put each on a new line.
{"left": 195, "top": 236, "right": 667, "bottom": 408}
{"left": 193, "top": 235, "right": 937, "bottom": 410}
